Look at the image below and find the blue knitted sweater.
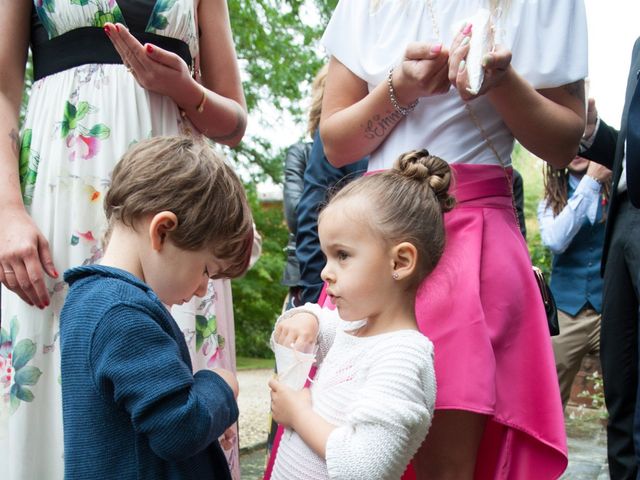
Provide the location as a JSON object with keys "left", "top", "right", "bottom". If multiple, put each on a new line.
{"left": 60, "top": 265, "right": 238, "bottom": 480}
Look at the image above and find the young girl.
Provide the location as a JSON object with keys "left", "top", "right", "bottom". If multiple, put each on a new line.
{"left": 268, "top": 149, "right": 454, "bottom": 479}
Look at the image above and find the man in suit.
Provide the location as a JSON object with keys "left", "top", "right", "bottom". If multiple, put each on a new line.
{"left": 582, "top": 37, "right": 640, "bottom": 479}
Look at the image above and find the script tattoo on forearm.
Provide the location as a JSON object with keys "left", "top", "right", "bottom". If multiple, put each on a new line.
{"left": 210, "top": 103, "right": 247, "bottom": 143}
{"left": 362, "top": 110, "right": 404, "bottom": 140}
{"left": 563, "top": 80, "right": 585, "bottom": 106}
{"left": 9, "top": 128, "right": 20, "bottom": 156}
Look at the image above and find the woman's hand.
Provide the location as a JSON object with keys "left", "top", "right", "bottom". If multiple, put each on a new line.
{"left": 586, "top": 160, "right": 612, "bottom": 184}
{"left": 268, "top": 378, "right": 312, "bottom": 429}
{"left": 103, "top": 23, "right": 200, "bottom": 107}
{"left": 392, "top": 42, "right": 450, "bottom": 105}
{"left": 448, "top": 27, "right": 512, "bottom": 101}
{"left": 0, "top": 207, "right": 58, "bottom": 308}
{"left": 274, "top": 312, "right": 319, "bottom": 353}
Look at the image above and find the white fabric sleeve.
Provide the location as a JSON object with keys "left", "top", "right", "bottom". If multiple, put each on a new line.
{"left": 508, "top": 0, "right": 588, "bottom": 89}
{"left": 537, "top": 176, "right": 601, "bottom": 255}
{"left": 324, "top": 334, "right": 436, "bottom": 480}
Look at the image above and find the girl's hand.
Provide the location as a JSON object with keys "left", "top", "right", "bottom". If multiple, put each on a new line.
{"left": 0, "top": 207, "right": 58, "bottom": 308}
{"left": 274, "top": 312, "right": 318, "bottom": 353}
{"left": 392, "top": 42, "right": 450, "bottom": 105}
{"left": 449, "top": 28, "right": 512, "bottom": 101}
{"left": 268, "top": 378, "right": 312, "bottom": 429}
{"left": 104, "top": 23, "right": 196, "bottom": 103}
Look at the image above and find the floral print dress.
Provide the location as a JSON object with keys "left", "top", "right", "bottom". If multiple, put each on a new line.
{"left": 0, "top": 1, "right": 241, "bottom": 478}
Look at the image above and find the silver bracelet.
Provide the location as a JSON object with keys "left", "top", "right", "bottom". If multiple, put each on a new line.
{"left": 387, "top": 68, "right": 418, "bottom": 116}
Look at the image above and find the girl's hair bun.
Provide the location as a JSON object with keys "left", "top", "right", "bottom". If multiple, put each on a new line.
{"left": 394, "top": 149, "right": 455, "bottom": 212}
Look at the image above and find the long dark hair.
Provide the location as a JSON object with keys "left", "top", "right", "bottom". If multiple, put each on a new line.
{"left": 543, "top": 164, "right": 610, "bottom": 221}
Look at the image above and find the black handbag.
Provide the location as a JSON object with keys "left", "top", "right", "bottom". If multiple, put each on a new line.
{"left": 532, "top": 266, "right": 560, "bottom": 336}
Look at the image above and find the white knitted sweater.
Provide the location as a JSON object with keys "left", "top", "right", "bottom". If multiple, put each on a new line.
{"left": 271, "top": 304, "right": 436, "bottom": 480}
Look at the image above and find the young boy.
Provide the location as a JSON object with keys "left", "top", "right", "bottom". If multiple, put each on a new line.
{"left": 60, "top": 136, "right": 253, "bottom": 479}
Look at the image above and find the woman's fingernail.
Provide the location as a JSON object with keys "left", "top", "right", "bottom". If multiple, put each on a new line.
{"left": 115, "top": 24, "right": 121, "bottom": 33}
{"left": 104, "top": 25, "right": 111, "bottom": 35}
{"left": 460, "top": 22, "right": 468, "bottom": 33}
{"left": 53, "top": 269, "right": 59, "bottom": 278}
{"left": 146, "top": 44, "right": 154, "bottom": 54}
{"left": 431, "top": 43, "right": 443, "bottom": 54}
{"left": 462, "top": 23, "right": 473, "bottom": 35}
{"left": 461, "top": 36, "right": 470, "bottom": 47}
{"left": 459, "top": 60, "right": 466, "bottom": 72}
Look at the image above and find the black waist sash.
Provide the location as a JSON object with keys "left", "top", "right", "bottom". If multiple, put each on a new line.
{"left": 32, "top": 27, "right": 192, "bottom": 81}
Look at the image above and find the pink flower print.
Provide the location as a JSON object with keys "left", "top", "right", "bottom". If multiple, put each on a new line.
{"left": 66, "top": 134, "right": 101, "bottom": 161}
{"left": 206, "top": 347, "right": 220, "bottom": 368}
{"left": 0, "top": 353, "right": 12, "bottom": 392}
{"left": 76, "top": 231, "right": 96, "bottom": 242}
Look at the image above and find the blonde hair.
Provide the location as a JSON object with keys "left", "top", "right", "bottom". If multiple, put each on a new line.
{"left": 307, "top": 64, "right": 329, "bottom": 137}
{"left": 321, "top": 149, "right": 454, "bottom": 280}
{"left": 105, "top": 136, "right": 253, "bottom": 279}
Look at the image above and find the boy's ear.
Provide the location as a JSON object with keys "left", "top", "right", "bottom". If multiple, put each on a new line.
{"left": 391, "top": 242, "right": 418, "bottom": 281}
{"left": 149, "top": 211, "right": 179, "bottom": 251}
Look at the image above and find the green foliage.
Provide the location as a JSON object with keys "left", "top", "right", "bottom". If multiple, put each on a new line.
{"left": 232, "top": 187, "right": 288, "bottom": 358}
{"left": 228, "top": 0, "right": 336, "bottom": 185}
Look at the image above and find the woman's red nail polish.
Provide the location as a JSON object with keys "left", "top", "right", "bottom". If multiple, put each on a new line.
{"left": 53, "top": 269, "right": 59, "bottom": 278}
{"left": 115, "top": 24, "right": 121, "bottom": 33}
{"left": 462, "top": 23, "right": 473, "bottom": 35}
{"left": 104, "top": 25, "right": 111, "bottom": 35}
{"left": 146, "top": 44, "right": 154, "bottom": 54}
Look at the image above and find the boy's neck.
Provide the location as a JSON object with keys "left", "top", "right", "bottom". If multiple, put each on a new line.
{"left": 100, "top": 226, "right": 145, "bottom": 282}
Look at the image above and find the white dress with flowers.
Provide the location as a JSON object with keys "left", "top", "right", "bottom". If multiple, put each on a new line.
{"left": 0, "top": 1, "right": 241, "bottom": 478}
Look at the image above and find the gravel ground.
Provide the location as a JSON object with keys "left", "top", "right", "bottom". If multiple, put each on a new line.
{"left": 237, "top": 368, "right": 273, "bottom": 451}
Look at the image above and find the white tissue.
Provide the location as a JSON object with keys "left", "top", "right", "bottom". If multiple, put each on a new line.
{"left": 465, "top": 8, "right": 494, "bottom": 95}
{"left": 273, "top": 342, "right": 316, "bottom": 391}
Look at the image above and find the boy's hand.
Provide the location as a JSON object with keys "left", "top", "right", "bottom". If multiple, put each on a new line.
{"left": 213, "top": 368, "right": 239, "bottom": 398}
{"left": 274, "top": 312, "right": 319, "bottom": 353}
{"left": 219, "top": 425, "right": 236, "bottom": 450}
{"left": 268, "top": 378, "right": 312, "bottom": 430}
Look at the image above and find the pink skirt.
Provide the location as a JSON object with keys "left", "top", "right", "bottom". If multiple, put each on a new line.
{"left": 264, "top": 164, "right": 567, "bottom": 479}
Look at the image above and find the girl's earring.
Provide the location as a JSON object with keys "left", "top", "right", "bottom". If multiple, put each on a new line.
{"left": 392, "top": 272, "right": 399, "bottom": 280}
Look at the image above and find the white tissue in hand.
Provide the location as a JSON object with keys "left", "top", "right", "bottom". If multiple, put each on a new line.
{"left": 274, "top": 342, "right": 316, "bottom": 391}
{"left": 466, "top": 8, "right": 494, "bottom": 95}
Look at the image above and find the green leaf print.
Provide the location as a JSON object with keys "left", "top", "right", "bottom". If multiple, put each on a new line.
{"left": 148, "top": 0, "right": 177, "bottom": 31}
{"left": 89, "top": 124, "right": 111, "bottom": 140}
{"left": 149, "top": 15, "right": 169, "bottom": 30}
{"left": 42, "top": 0, "right": 55, "bottom": 14}
{"left": 76, "top": 101, "right": 90, "bottom": 122}
{"left": 36, "top": 4, "right": 59, "bottom": 38}
{"left": 62, "top": 101, "right": 77, "bottom": 137}
{"left": 13, "top": 384, "right": 35, "bottom": 403}
{"left": 12, "top": 339, "right": 36, "bottom": 370}
{"left": 19, "top": 129, "right": 39, "bottom": 206}
{"left": 195, "top": 315, "right": 217, "bottom": 352}
{"left": 18, "top": 129, "right": 32, "bottom": 181}
{"left": 70, "top": 0, "right": 90, "bottom": 5}
{"left": 113, "top": 5, "right": 125, "bottom": 23}
{"left": 15, "top": 366, "right": 42, "bottom": 386}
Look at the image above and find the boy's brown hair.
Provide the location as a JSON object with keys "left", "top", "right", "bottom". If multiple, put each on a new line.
{"left": 105, "top": 136, "right": 253, "bottom": 279}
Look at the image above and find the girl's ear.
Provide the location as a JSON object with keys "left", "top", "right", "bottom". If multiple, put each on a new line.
{"left": 391, "top": 242, "right": 418, "bottom": 281}
{"left": 148, "top": 211, "right": 179, "bottom": 251}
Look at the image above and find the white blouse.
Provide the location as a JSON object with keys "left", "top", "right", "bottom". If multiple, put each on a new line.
{"left": 321, "top": 0, "right": 588, "bottom": 170}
